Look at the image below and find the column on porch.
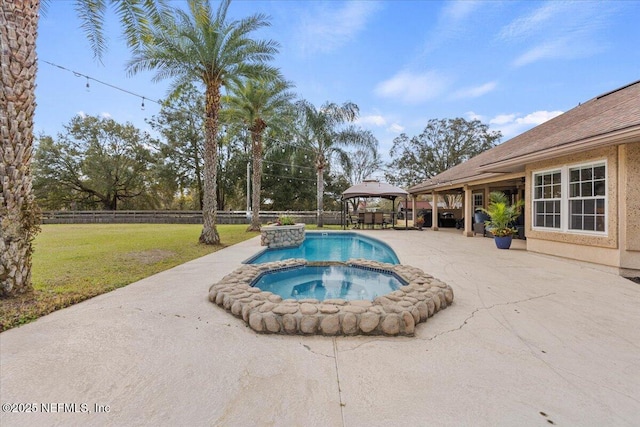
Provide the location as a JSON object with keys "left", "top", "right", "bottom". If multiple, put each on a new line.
{"left": 431, "top": 191, "right": 439, "bottom": 231}
{"left": 411, "top": 196, "right": 416, "bottom": 226}
{"left": 463, "top": 185, "right": 473, "bottom": 237}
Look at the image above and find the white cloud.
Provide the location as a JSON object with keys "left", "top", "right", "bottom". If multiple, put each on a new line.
{"left": 498, "top": 2, "right": 566, "bottom": 41}
{"left": 296, "top": 2, "right": 381, "bottom": 54}
{"left": 499, "top": 1, "right": 612, "bottom": 68}
{"left": 489, "top": 114, "right": 517, "bottom": 126}
{"left": 451, "top": 81, "right": 497, "bottom": 99}
{"left": 518, "top": 110, "right": 564, "bottom": 125}
{"left": 375, "top": 70, "right": 451, "bottom": 104}
{"left": 421, "top": 0, "right": 483, "bottom": 53}
{"left": 387, "top": 123, "right": 405, "bottom": 134}
{"left": 490, "top": 110, "right": 563, "bottom": 139}
{"left": 357, "top": 114, "right": 387, "bottom": 127}
{"left": 76, "top": 111, "right": 112, "bottom": 119}
{"left": 465, "top": 111, "right": 486, "bottom": 122}
{"left": 441, "top": 0, "right": 482, "bottom": 24}
{"left": 513, "top": 36, "right": 604, "bottom": 67}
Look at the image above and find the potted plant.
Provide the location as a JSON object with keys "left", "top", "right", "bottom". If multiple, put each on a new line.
{"left": 272, "top": 214, "right": 295, "bottom": 226}
{"left": 481, "top": 192, "right": 524, "bottom": 249}
{"left": 415, "top": 216, "right": 425, "bottom": 230}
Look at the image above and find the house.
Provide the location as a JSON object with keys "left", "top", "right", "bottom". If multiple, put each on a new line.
{"left": 408, "top": 80, "right": 640, "bottom": 277}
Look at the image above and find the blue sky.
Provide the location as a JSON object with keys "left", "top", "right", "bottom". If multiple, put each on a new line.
{"left": 35, "top": 0, "right": 640, "bottom": 164}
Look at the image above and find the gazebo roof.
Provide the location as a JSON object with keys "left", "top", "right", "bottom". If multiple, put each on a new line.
{"left": 342, "top": 180, "right": 409, "bottom": 200}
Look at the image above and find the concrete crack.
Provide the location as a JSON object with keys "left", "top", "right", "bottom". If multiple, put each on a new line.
{"left": 422, "top": 292, "right": 556, "bottom": 342}
{"left": 338, "top": 337, "right": 410, "bottom": 352}
{"left": 300, "top": 343, "right": 335, "bottom": 359}
{"left": 332, "top": 337, "right": 346, "bottom": 427}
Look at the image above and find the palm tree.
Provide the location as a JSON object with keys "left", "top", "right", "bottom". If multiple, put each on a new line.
{"left": 127, "top": 0, "right": 280, "bottom": 245}
{"left": 294, "top": 100, "right": 376, "bottom": 227}
{"left": 1, "top": 0, "right": 161, "bottom": 296}
{"left": 1, "top": 1, "right": 41, "bottom": 296}
{"left": 223, "top": 77, "right": 296, "bottom": 231}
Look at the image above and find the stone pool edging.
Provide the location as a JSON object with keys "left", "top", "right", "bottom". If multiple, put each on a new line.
{"left": 208, "top": 259, "right": 454, "bottom": 336}
{"left": 260, "top": 224, "right": 305, "bottom": 248}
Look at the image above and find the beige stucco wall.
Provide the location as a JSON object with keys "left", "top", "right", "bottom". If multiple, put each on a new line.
{"left": 526, "top": 238, "right": 620, "bottom": 270}
{"left": 525, "top": 145, "right": 622, "bottom": 269}
{"left": 623, "top": 142, "right": 640, "bottom": 251}
{"left": 620, "top": 142, "right": 640, "bottom": 273}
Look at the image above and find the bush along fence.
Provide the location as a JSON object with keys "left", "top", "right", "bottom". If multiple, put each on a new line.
{"left": 40, "top": 210, "right": 342, "bottom": 225}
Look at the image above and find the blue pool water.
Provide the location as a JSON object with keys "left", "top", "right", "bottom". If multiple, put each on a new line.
{"left": 252, "top": 265, "right": 406, "bottom": 301}
{"left": 246, "top": 232, "right": 400, "bottom": 264}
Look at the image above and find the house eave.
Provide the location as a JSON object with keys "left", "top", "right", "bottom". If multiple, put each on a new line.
{"left": 477, "top": 124, "right": 640, "bottom": 173}
{"left": 409, "top": 172, "right": 524, "bottom": 194}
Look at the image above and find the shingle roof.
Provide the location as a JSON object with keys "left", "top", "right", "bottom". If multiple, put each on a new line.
{"left": 409, "top": 80, "right": 640, "bottom": 194}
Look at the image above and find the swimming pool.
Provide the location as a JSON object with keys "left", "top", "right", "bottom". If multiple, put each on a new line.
{"left": 245, "top": 232, "right": 400, "bottom": 264}
{"left": 251, "top": 264, "right": 406, "bottom": 301}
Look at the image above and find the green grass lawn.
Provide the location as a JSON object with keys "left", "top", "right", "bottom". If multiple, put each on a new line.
{"left": 0, "top": 223, "right": 339, "bottom": 332}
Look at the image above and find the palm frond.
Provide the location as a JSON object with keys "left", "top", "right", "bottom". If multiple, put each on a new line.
{"left": 75, "top": 0, "right": 107, "bottom": 63}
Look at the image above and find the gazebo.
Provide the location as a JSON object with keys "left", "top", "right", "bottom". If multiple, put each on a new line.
{"left": 341, "top": 179, "right": 409, "bottom": 229}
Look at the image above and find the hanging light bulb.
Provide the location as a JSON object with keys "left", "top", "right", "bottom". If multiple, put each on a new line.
{"left": 85, "top": 77, "right": 90, "bottom": 92}
{"left": 141, "top": 97, "right": 145, "bottom": 110}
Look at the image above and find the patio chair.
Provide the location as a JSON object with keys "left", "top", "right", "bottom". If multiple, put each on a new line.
{"left": 364, "top": 212, "right": 374, "bottom": 229}
{"left": 383, "top": 213, "right": 392, "bottom": 228}
{"left": 473, "top": 211, "right": 490, "bottom": 236}
{"left": 374, "top": 212, "right": 384, "bottom": 228}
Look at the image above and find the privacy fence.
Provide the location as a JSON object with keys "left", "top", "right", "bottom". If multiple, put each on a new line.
{"left": 41, "top": 210, "right": 343, "bottom": 225}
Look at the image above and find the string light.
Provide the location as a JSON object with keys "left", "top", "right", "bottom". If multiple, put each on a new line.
{"left": 262, "top": 160, "right": 315, "bottom": 171}
{"left": 43, "top": 60, "right": 161, "bottom": 112}
{"left": 262, "top": 173, "right": 316, "bottom": 183}
{"left": 42, "top": 61, "right": 361, "bottom": 171}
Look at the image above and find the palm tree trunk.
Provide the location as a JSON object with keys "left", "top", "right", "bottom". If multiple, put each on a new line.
{"left": 1, "top": 0, "right": 41, "bottom": 296}
{"left": 192, "top": 125, "right": 203, "bottom": 210}
{"left": 248, "top": 131, "right": 263, "bottom": 231}
{"left": 199, "top": 83, "right": 221, "bottom": 245}
{"left": 316, "top": 166, "right": 324, "bottom": 228}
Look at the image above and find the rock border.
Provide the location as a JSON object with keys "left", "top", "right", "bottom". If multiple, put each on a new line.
{"left": 260, "top": 223, "right": 305, "bottom": 248}
{"left": 208, "top": 259, "right": 454, "bottom": 336}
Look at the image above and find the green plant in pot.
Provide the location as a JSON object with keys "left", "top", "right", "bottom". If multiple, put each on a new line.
{"left": 481, "top": 191, "right": 524, "bottom": 249}
{"left": 274, "top": 214, "right": 296, "bottom": 226}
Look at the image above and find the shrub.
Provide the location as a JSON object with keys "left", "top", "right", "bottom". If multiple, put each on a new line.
{"left": 275, "top": 214, "right": 295, "bottom": 226}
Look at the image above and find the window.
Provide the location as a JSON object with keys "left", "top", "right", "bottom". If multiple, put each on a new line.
{"left": 532, "top": 161, "right": 607, "bottom": 234}
{"left": 533, "top": 170, "right": 561, "bottom": 229}
{"left": 568, "top": 164, "right": 606, "bottom": 232}
{"left": 473, "top": 193, "right": 483, "bottom": 209}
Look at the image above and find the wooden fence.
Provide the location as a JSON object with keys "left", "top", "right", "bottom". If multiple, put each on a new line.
{"left": 41, "top": 210, "right": 343, "bottom": 225}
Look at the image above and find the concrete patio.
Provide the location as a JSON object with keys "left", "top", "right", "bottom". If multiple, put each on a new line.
{"left": 1, "top": 229, "right": 639, "bottom": 426}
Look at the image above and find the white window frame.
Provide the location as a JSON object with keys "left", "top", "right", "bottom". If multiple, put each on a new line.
{"left": 473, "top": 193, "right": 483, "bottom": 209}
{"left": 532, "top": 168, "right": 562, "bottom": 231}
{"left": 531, "top": 160, "right": 607, "bottom": 236}
{"left": 567, "top": 161, "right": 607, "bottom": 234}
